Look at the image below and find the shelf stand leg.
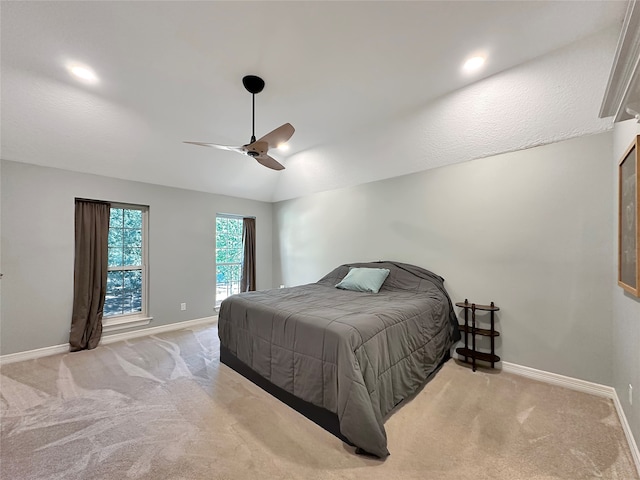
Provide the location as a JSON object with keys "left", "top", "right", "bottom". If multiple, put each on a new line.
{"left": 471, "top": 303, "right": 477, "bottom": 372}
{"left": 490, "top": 301, "right": 495, "bottom": 369}
{"left": 463, "top": 299, "right": 469, "bottom": 363}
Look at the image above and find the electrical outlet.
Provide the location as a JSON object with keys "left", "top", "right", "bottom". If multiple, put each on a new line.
{"left": 180, "top": 303, "right": 186, "bottom": 311}
{"left": 629, "top": 384, "right": 633, "bottom": 406}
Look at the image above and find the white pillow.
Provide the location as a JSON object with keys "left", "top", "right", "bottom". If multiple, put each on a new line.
{"left": 335, "top": 267, "right": 390, "bottom": 293}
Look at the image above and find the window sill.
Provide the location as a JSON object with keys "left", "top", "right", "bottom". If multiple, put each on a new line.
{"left": 102, "top": 315, "right": 152, "bottom": 333}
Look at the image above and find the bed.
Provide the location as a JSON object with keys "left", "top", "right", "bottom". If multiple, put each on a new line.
{"left": 218, "top": 261, "right": 460, "bottom": 457}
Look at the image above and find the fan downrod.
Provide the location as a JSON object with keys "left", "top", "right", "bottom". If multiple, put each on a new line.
{"left": 242, "top": 75, "right": 265, "bottom": 95}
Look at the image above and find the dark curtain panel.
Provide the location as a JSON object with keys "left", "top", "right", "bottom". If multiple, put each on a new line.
{"left": 240, "top": 217, "right": 256, "bottom": 292}
{"left": 69, "top": 200, "right": 110, "bottom": 352}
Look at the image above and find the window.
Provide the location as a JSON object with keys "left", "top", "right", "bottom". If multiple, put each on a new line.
{"left": 216, "top": 215, "right": 243, "bottom": 307}
{"left": 105, "top": 205, "right": 148, "bottom": 320}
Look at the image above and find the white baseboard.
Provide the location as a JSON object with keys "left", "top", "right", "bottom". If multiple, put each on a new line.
{"left": 100, "top": 315, "right": 217, "bottom": 345}
{"left": 502, "top": 361, "right": 640, "bottom": 476}
{"left": 0, "top": 344, "right": 71, "bottom": 366}
{"left": 0, "top": 316, "right": 217, "bottom": 366}
{"left": 501, "top": 361, "right": 615, "bottom": 398}
{"left": 612, "top": 388, "right": 640, "bottom": 476}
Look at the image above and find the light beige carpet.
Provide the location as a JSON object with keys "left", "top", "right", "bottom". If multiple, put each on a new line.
{"left": 1, "top": 324, "right": 637, "bottom": 480}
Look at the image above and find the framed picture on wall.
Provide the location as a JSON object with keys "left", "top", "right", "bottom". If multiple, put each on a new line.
{"left": 618, "top": 134, "right": 640, "bottom": 297}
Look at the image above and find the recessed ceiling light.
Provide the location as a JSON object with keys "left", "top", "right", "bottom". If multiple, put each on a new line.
{"left": 463, "top": 56, "right": 486, "bottom": 72}
{"left": 277, "top": 143, "right": 290, "bottom": 151}
{"left": 67, "top": 63, "right": 98, "bottom": 84}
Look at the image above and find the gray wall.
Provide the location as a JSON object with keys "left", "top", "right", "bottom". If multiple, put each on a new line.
{"left": 612, "top": 120, "right": 640, "bottom": 444}
{"left": 273, "top": 132, "right": 614, "bottom": 385}
{"left": 1, "top": 160, "right": 273, "bottom": 355}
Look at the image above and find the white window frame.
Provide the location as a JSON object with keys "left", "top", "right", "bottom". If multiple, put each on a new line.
{"left": 103, "top": 203, "right": 152, "bottom": 332}
{"left": 215, "top": 213, "right": 244, "bottom": 308}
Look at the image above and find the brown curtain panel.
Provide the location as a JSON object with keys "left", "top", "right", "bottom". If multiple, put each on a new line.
{"left": 240, "top": 217, "right": 256, "bottom": 292}
{"left": 69, "top": 200, "right": 111, "bottom": 352}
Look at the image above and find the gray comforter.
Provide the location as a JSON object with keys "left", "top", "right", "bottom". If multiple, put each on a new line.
{"left": 218, "top": 261, "right": 460, "bottom": 457}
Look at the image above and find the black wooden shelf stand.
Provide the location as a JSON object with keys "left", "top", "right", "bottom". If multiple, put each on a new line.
{"left": 455, "top": 299, "right": 500, "bottom": 372}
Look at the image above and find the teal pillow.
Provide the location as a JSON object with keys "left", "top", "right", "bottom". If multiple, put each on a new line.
{"left": 335, "top": 267, "right": 390, "bottom": 293}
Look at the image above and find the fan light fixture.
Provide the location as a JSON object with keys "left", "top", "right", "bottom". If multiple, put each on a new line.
{"left": 463, "top": 55, "right": 486, "bottom": 72}
{"left": 277, "top": 143, "right": 290, "bottom": 151}
{"left": 67, "top": 63, "right": 98, "bottom": 84}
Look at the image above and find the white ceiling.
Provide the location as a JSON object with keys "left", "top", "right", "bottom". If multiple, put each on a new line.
{"left": 1, "top": 1, "right": 627, "bottom": 202}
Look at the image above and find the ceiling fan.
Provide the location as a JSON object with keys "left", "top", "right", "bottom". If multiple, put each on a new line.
{"left": 184, "top": 75, "right": 294, "bottom": 171}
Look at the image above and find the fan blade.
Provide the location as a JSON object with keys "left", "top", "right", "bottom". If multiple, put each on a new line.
{"left": 256, "top": 123, "right": 295, "bottom": 149}
{"left": 255, "top": 154, "right": 285, "bottom": 171}
{"left": 184, "top": 141, "right": 246, "bottom": 153}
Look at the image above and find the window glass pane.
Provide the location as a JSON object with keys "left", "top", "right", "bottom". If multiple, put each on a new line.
{"left": 231, "top": 264, "right": 242, "bottom": 282}
{"left": 107, "top": 270, "right": 124, "bottom": 292}
{"left": 123, "top": 269, "right": 141, "bottom": 292}
{"left": 104, "top": 296, "right": 122, "bottom": 317}
{"left": 123, "top": 229, "right": 142, "bottom": 247}
{"left": 123, "top": 270, "right": 142, "bottom": 314}
{"left": 229, "top": 218, "right": 241, "bottom": 232}
{"left": 124, "top": 247, "right": 142, "bottom": 266}
{"left": 216, "top": 217, "right": 227, "bottom": 236}
{"left": 131, "top": 293, "right": 142, "bottom": 312}
{"left": 109, "top": 208, "right": 123, "bottom": 228}
{"left": 108, "top": 228, "right": 123, "bottom": 247}
{"left": 124, "top": 209, "right": 142, "bottom": 229}
{"left": 229, "top": 248, "right": 243, "bottom": 264}
{"left": 108, "top": 247, "right": 123, "bottom": 267}
{"left": 217, "top": 264, "right": 229, "bottom": 283}
{"left": 218, "top": 248, "right": 243, "bottom": 264}
{"left": 105, "top": 271, "right": 124, "bottom": 317}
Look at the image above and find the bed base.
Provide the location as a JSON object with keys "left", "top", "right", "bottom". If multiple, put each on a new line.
{"left": 220, "top": 345, "right": 450, "bottom": 454}
{"left": 220, "top": 345, "right": 354, "bottom": 446}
